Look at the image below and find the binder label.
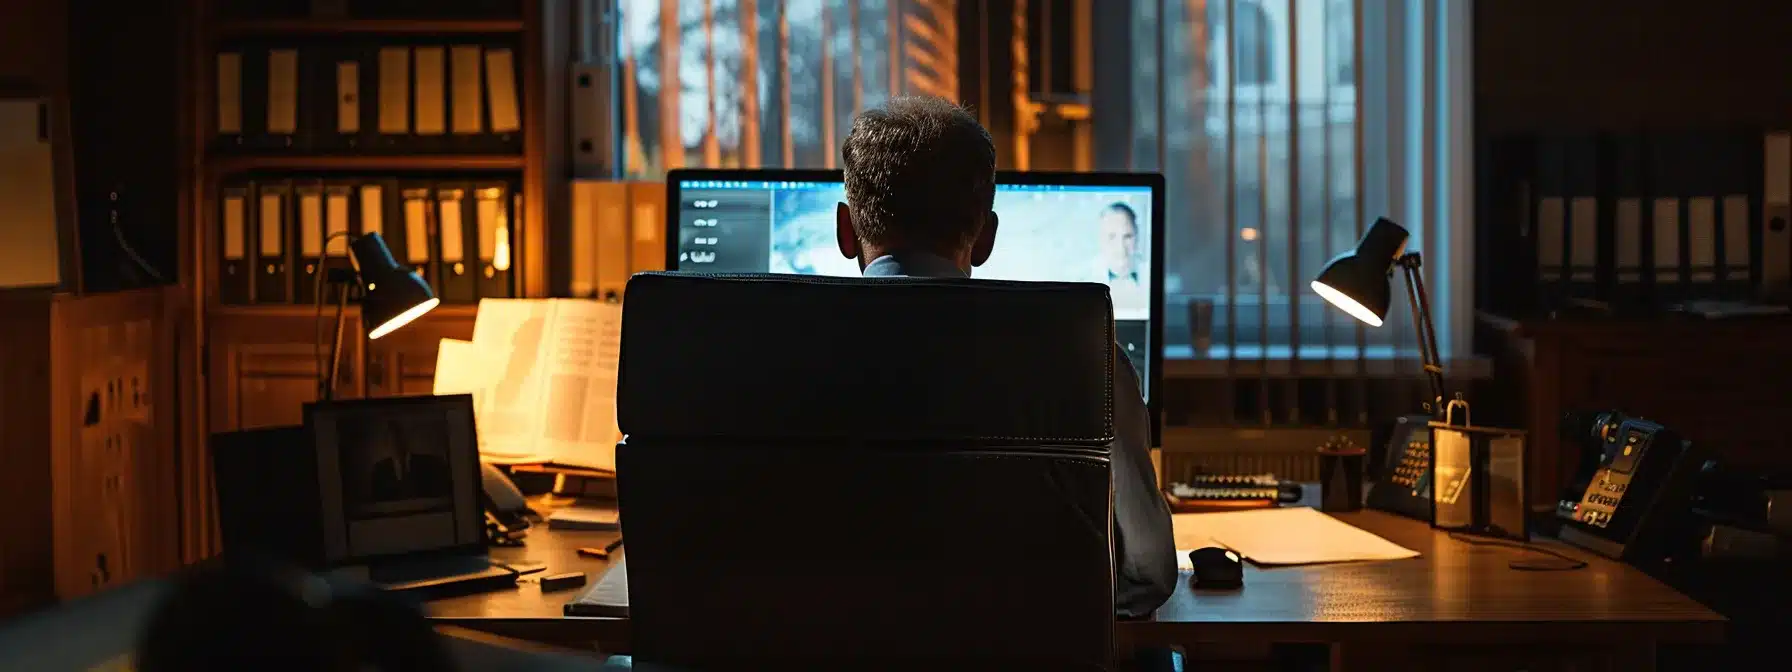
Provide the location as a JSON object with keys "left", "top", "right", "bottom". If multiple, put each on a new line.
{"left": 485, "top": 49, "right": 521, "bottom": 133}
{"left": 1689, "top": 197, "right": 1717, "bottom": 283}
{"left": 222, "top": 194, "right": 246, "bottom": 260}
{"left": 360, "top": 185, "right": 384, "bottom": 236}
{"left": 300, "top": 191, "right": 324, "bottom": 257}
{"left": 403, "top": 194, "right": 430, "bottom": 264}
{"left": 267, "top": 50, "right": 300, "bottom": 135}
{"left": 337, "top": 62, "right": 360, "bottom": 134}
{"left": 216, "top": 53, "right": 242, "bottom": 135}
{"left": 1653, "top": 198, "right": 1681, "bottom": 278}
{"left": 377, "top": 48, "right": 410, "bottom": 134}
{"left": 439, "top": 191, "right": 466, "bottom": 263}
{"left": 259, "top": 192, "right": 285, "bottom": 258}
{"left": 414, "top": 47, "right": 447, "bottom": 136}
{"left": 325, "top": 190, "right": 351, "bottom": 256}
{"left": 450, "top": 46, "right": 484, "bottom": 135}
{"left": 477, "top": 188, "right": 503, "bottom": 263}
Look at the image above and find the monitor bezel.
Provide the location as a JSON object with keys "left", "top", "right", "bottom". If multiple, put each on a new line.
{"left": 664, "top": 168, "right": 1166, "bottom": 447}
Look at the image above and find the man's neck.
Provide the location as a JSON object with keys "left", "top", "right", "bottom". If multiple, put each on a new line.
{"left": 859, "top": 247, "right": 971, "bottom": 277}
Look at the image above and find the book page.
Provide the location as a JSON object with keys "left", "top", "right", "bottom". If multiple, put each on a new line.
{"left": 533, "top": 300, "right": 623, "bottom": 471}
{"left": 469, "top": 299, "right": 552, "bottom": 460}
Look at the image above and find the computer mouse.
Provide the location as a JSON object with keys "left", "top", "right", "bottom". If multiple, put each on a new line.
{"left": 1188, "top": 547, "right": 1244, "bottom": 589}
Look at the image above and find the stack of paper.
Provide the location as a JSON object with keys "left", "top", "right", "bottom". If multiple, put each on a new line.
{"left": 434, "top": 298, "right": 624, "bottom": 471}
{"left": 1172, "top": 507, "right": 1420, "bottom": 567}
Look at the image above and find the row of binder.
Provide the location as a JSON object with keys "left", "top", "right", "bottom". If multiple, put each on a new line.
{"left": 217, "top": 1, "right": 521, "bottom": 20}
{"left": 219, "top": 178, "right": 519, "bottom": 305}
{"left": 1512, "top": 130, "right": 1792, "bottom": 307}
{"left": 215, "top": 43, "right": 522, "bottom": 154}
{"left": 570, "top": 181, "right": 668, "bottom": 301}
{"left": 1534, "top": 194, "right": 1759, "bottom": 302}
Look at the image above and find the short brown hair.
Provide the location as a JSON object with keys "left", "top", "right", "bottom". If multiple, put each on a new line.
{"left": 841, "top": 96, "right": 997, "bottom": 252}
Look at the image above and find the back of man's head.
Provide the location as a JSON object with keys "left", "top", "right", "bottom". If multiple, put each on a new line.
{"left": 841, "top": 96, "right": 996, "bottom": 256}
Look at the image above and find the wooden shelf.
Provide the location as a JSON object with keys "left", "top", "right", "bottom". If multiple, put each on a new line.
{"left": 209, "top": 154, "right": 525, "bottom": 174}
{"left": 209, "top": 303, "right": 480, "bottom": 319}
{"left": 214, "top": 18, "right": 526, "bottom": 37}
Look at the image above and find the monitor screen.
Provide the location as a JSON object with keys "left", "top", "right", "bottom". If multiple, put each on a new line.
{"left": 307, "top": 394, "right": 485, "bottom": 565}
{"left": 665, "top": 170, "right": 1165, "bottom": 443}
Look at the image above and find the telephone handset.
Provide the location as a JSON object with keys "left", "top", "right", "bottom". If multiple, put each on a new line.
{"left": 1554, "top": 411, "right": 1705, "bottom": 565}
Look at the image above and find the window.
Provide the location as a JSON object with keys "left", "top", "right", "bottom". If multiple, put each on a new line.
{"left": 1111, "top": 0, "right": 1470, "bottom": 370}
{"left": 1204, "top": 0, "right": 1277, "bottom": 89}
{"left": 610, "top": 0, "right": 1474, "bottom": 376}
{"left": 617, "top": 0, "right": 957, "bottom": 177}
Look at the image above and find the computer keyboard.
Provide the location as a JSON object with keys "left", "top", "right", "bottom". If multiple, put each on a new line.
{"left": 1164, "top": 474, "right": 1303, "bottom": 512}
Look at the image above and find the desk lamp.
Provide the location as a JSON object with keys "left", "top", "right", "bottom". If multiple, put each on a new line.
{"left": 315, "top": 232, "right": 439, "bottom": 400}
{"left": 1313, "top": 218, "right": 1527, "bottom": 540}
{"left": 1310, "top": 217, "right": 1448, "bottom": 418}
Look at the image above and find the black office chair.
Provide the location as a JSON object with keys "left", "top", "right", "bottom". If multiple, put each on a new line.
{"left": 612, "top": 272, "right": 1119, "bottom": 670}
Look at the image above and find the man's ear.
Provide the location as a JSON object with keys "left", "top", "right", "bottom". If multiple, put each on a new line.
{"left": 836, "top": 202, "right": 859, "bottom": 259}
{"left": 969, "top": 211, "right": 999, "bottom": 267}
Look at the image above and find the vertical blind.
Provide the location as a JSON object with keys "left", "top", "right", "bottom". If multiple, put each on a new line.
{"left": 618, "top": 0, "right": 958, "bottom": 176}
{"left": 607, "top": 0, "right": 1469, "bottom": 426}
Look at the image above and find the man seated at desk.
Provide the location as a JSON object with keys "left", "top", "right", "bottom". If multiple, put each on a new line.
{"left": 830, "top": 95, "right": 1178, "bottom": 618}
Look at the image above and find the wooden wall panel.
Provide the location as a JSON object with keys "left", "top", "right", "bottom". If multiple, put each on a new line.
{"left": 48, "top": 287, "right": 182, "bottom": 601}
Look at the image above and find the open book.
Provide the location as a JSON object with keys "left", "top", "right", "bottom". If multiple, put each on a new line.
{"left": 433, "top": 298, "right": 622, "bottom": 471}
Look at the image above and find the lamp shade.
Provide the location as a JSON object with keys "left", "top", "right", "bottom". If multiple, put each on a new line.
{"left": 350, "top": 232, "right": 439, "bottom": 340}
{"left": 1310, "top": 217, "right": 1410, "bottom": 327}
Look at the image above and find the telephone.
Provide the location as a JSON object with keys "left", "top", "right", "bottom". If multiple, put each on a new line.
{"left": 480, "top": 462, "right": 534, "bottom": 545}
{"left": 1367, "top": 414, "right": 1452, "bottom": 522}
{"left": 1554, "top": 411, "right": 1705, "bottom": 565}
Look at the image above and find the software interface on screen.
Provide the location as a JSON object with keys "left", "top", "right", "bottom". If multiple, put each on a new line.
{"left": 672, "top": 178, "right": 1156, "bottom": 397}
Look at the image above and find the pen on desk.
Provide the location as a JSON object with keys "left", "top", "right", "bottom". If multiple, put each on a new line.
{"left": 577, "top": 537, "right": 625, "bottom": 559}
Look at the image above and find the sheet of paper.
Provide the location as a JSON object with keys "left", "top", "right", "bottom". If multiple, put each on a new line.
{"left": 1172, "top": 507, "right": 1420, "bottom": 566}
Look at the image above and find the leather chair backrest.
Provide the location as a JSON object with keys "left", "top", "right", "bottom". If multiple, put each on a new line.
{"left": 616, "top": 273, "right": 1117, "bottom": 669}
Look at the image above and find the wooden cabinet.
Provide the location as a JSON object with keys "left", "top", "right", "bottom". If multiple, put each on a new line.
{"left": 0, "top": 289, "right": 181, "bottom": 615}
{"left": 1482, "top": 313, "right": 1792, "bottom": 508}
{"left": 365, "top": 309, "right": 476, "bottom": 398}
{"left": 206, "top": 305, "right": 477, "bottom": 432}
{"left": 207, "top": 308, "right": 362, "bottom": 433}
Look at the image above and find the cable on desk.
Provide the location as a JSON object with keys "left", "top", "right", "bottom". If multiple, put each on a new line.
{"left": 1447, "top": 533, "right": 1589, "bottom": 571}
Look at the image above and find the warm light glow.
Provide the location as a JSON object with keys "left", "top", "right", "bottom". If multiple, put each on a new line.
{"left": 1311, "top": 281, "right": 1383, "bottom": 327}
{"left": 1240, "top": 227, "right": 1259, "bottom": 241}
{"left": 494, "top": 219, "right": 512, "bottom": 272}
{"left": 368, "top": 297, "right": 440, "bottom": 340}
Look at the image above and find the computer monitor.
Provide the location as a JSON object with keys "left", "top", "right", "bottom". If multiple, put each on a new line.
{"left": 305, "top": 394, "right": 485, "bottom": 565}
{"left": 665, "top": 169, "right": 1165, "bottom": 445}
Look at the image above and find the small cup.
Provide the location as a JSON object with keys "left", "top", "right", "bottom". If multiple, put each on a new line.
{"left": 1319, "top": 443, "right": 1366, "bottom": 513}
{"left": 1187, "top": 299, "right": 1214, "bottom": 357}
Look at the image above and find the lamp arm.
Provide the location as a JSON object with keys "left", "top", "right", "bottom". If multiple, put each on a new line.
{"left": 1398, "top": 252, "right": 1448, "bottom": 419}
{"left": 315, "top": 231, "right": 359, "bottom": 401}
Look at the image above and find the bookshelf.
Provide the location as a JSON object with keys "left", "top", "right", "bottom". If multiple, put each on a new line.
{"left": 213, "top": 18, "right": 528, "bottom": 37}
{"left": 178, "top": 0, "right": 568, "bottom": 559}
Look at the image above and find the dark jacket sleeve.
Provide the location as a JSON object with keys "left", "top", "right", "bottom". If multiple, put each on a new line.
{"left": 1110, "top": 350, "right": 1177, "bottom": 618}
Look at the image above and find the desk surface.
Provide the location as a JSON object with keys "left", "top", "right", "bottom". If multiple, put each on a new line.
{"left": 429, "top": 505, "right": 1724, "bottom": 651}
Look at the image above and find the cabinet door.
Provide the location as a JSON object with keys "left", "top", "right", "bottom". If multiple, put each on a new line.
{"left": 209, "top": 312, "right": 362, "bottom": 433}
{"left": 365, "top": 309, "right": 474, "bottom": 398}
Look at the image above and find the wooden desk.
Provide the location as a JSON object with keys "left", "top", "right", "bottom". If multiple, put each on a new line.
{"left": 1134, "top": 509, "right": 1722, "bottom": 669}
{"left": 430, "top": 510, "right": 1723, "bottom": 670}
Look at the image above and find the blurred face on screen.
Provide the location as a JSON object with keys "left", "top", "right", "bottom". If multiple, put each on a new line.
{"left": 1101, "top": 208, "right": 1139, "bottom": 278}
